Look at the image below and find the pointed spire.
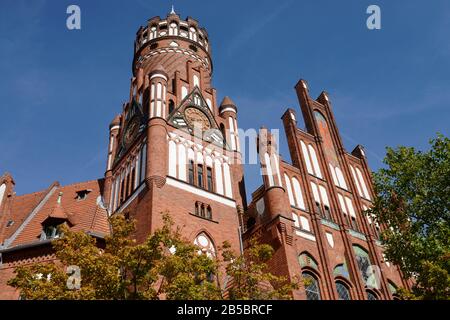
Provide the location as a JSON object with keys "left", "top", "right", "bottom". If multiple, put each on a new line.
{"left": 49, "top": 192, "right": 68, "bottom": 220}
{"left": 219, "top": 96, "right": 237, "bottom": 114}
{"left": 170, "top": 5, "right": 176, "bottom": 15}
{"left": 220, "top": 96, "right": 236, "bottom": 107}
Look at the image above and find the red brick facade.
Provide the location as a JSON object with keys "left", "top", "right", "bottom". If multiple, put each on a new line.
{"left": 0, "top": 10, "right": 409, "bottom": 300}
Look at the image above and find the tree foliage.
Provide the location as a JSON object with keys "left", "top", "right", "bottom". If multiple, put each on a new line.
{"left": 370, "top": 133, "right": 450, "bottom": 300}
{"left": 8, "top": 213, "right": 297, "bottom": 300}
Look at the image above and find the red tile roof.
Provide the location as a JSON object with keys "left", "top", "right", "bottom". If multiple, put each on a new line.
{"left": 1, "top": 179, "right": 110, "bottom": 249}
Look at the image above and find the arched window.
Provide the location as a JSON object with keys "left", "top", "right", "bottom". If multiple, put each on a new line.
{"left": 195, "top": 202, "right": 200, "bottom": 216}
{"left": 302, "top": 272, "right": 321, "bottom": 300}
{"left": 189, "top": 27, "right": 197, "bottom": 41}
{"left": 366, "top": 290, "right": 378, "bottom": 300}
{"left": 149, "top": 26, "right": 157, "bottom": 40}
{"left": 206, "top": 167, "right": 213, "bottom": 191}
{"left": 197, "top": 164, "right": 204, "bottom": 188}
{"left": 298, "top": 252, "right": 319, "bottom": 270}
{"left": 353, "top": 245, "right": 371, "bottom": 283}
{"left": 206, "top": 206, "right": 212, "bottom": 220}
{"left": 388, "top": 281, "right": 398, "bottom": 297}
{"left": 220, "top": 123, "right": 226, "bottom": 145}
{"left": 333, "top": 263, "right": 350, "bottom": 279}
{"left": 194, "top": 232, "right": 215, "bottom": 258}
{"left": 169, "top": 22, "right": 178, "bottom": 36}
{"left": 336, "top": 281, "right": 351, "bottom": 300}
{"left": 168, "top": 99, "right": 175, "bottom": 114}
{"left": 188, "top": 160, "right": 195, "bottom": 185}
{"left": 200, "top": 204, "right": 205, "bottom": 218}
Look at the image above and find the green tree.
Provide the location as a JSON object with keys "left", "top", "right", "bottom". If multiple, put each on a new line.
{"left": 221, "top": 239, "right": 299, "bottom": 300}
{"left": 8, "top": 213, "right": 297, "bottom": 300}
{"left": 370, "top": 133, "right": 450, "bottom": 300}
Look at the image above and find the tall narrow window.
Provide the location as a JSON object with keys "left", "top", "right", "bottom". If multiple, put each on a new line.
{"left": 324, "top": 205, "right": 332, "bottom": 221}
{"left": 206, "top": 206, "right": 212, "bottom": 220}
{"left": 131, "top": 167, "right": 136, "bottom": 191}
{"left": 353, "top": 245, "right": 371, "bottom": 283}
{"left": 302, "top": 272, "right": 321, "bottom": 300}
{"left": 200, "top": 204, "right": 205, "bottom": 218}
{"left": 168, "top": 99, "right": 175, "bottom": 114}
{"left": 336, "top": 281, "right": 351, "bottom": 300}
{"left": 188, "top": 161, "right": 194, "bottom": 185}
{"left": 120, "top": 178, "right": 125, "bottom": 204}
{"left": 206, "top": 167, "right": 213, "bottom": 191}
{"left": 197, "top": 164, "right": 204, "bottom": 188}
{"left": 315, "top": 202, "right": 321, "bottom": 215}
{"left": 195, "top": 202, "right": 200, "bottom": 216}
{"left": 351, "top": 217, "right": 358, "bottom": 231}
{"left": 125, "top": 172, "right": 130, "bottom": 198}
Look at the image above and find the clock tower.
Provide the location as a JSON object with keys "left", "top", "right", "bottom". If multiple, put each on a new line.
{"left": 103, "top": 9, "right": 247, "bottom": 255}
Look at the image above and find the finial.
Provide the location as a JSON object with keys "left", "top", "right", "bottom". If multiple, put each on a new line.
{"left": 170, "top": 5, "right": 175, "bottom": 15}
{"left": 57, "top": 192, "right": 63, "bottom": 204}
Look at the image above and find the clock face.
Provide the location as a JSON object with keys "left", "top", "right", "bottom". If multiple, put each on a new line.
{"left": 124, "top": 117, "right": 140, "bottom": 146}
{"left": 184, "top": 107, "right": 211, "bottom": 131}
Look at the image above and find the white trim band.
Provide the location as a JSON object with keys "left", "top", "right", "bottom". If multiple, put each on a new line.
{"left": 150, "top": 73, "right": 168, "bottom": 81}
{"left": 166, "top": 177, "right": 236, "bottom": 208}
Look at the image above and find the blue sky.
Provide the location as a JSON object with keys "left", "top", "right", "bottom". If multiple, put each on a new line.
{"left": 0, "top": 0, "right": 449, "bottom": 202}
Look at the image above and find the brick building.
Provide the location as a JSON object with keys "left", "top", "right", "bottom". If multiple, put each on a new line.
{"left": 0, "top": 9, "right": 409, "bottom": 300}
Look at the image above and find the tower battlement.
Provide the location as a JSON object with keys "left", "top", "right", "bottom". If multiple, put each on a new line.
{"left": 133, "top": 9, "right": 212, "bottom": 78}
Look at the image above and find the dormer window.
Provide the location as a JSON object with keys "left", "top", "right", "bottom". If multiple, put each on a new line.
{"left": 41, "top": 224, "right": 62, "bottom": 241}
{"left": 76, "top": 189, "right": 91, "bottom": 201}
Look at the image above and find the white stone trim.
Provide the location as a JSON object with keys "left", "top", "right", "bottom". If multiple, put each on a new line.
{"left": 117, "top": 183, "right": 146, "bottom": 213}
{"left": 166, "top": 177, "right": 236, "bottom": 208}
{"left": 110, "top": 125, "right": 120, "bottom": 131}
{"left": 295, "top": 230, "right": 316, "bottom": 242}
{"left": 220, "top": 107, "right": 236, "bottom": 114}
{"left": 150, "top": 73, "right": 168, "bottom": 81}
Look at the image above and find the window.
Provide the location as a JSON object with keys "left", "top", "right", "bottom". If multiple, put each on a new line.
{"left": 195, "top": 202, "right": 200, "bottom": 216}
{"left": 314, "top": 201, "right": 321, "bottom": 215}
{"left": 299, "top": 216, "right": 311, "bottom": 232}
{"left": 200, "top": 204, "right": 205, "bottom": 218}
{"left": 76, "top": 189, "right": 91, "bottom": 201}
{"left": 194, "top": 202, "right": 212, "bottom": 220}
{"left": 351, "top": 217, "right": 358, "bottom": 231}
{"left": 41, "top": 224, "right": 62, "bottom": 240}
{"left": 194, "top": 232, "right": 215, "bottom": 258}
{"left": 169, "top": 22, "right": 178, "bottom": 36}
{"left": 298, "top": 253, "right": 319, "bottom": 270}
{"left": 6, "top": 220, "right": 14, "bottom": 227}
{"left": 188, "top": 161, "right": 195, "bottom": 185}
{"left": 168, "top": 100, "right": 175, "bottom": 115}
{"left": 367, "top": 290, "right": 378, "bottom": 300}
{"left": 131, "top": 167, "right": 136, "bottom": 190}
{"left": 323, "top": 205, "right": 331, "bottom": 220}
{"left": 336, "top": 281, "right": 351, "bottom": 300}
{"left": 353, "top": 245, "right": 371, "bottom": 283}
{"left": 197, "top": 164, "right": 204, "bottom": 188}
{"left": 302, "top": 272, "right": 321, "bottom": 300}
{"left": 206, "top": 167, "right": 213, "bottom": 191}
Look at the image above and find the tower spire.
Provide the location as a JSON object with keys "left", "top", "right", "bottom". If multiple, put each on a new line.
{"left": 170, "top": 5, "right": 175, "bottom": 15}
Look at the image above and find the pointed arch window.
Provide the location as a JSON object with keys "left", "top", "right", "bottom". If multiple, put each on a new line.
{"left": 353, "top": 245, "right": 372, "bottom": 283}
{"left": 302, "top": 272, "right": 321, "bottom": 300}
{"left": 298, "top": 252, "right": 319, "bottom": 270}
{"left": 194, "top": 232, "right": 215, "bottom": 258}
{"left": 336, "top": 281, "right": 351, "bottom": 300}
{"left": 366, "top": 290, "right": 378, "bottom": 300}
